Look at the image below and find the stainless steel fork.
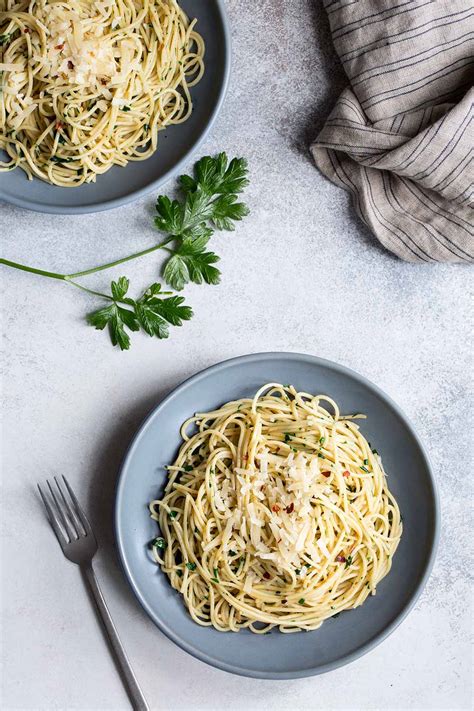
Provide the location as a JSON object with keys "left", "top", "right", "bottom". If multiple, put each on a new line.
{"left": 38, "top": 476, "right": 149, "bottom": 711}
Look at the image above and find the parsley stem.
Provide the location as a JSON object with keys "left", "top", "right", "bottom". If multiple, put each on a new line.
{"left": 1, "top": 238, "right": 171, "bottom": 281}
{"left": 0, "top": 258, "right": 67, "bottom": 281}
{"left": 66, "top": 241, "right": 168, "bottom": 278}
{"left": 65, "top": 278, "right": 114, "bottom": 300}
{"left": 1, "top": 231, "right": 176, "bottom": 282}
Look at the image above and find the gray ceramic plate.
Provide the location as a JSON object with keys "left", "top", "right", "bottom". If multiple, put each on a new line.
{"left": 0, "top": 0, "right": 230, "bottom": 214}
{"left": 115, "top": 352, "right": 439, "bottom": 679}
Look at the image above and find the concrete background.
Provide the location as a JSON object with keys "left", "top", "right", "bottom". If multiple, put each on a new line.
{"left": 1, "top": 1, "right": 472, "bottom": 709}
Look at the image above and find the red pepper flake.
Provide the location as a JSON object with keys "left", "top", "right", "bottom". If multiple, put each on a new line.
{"left": 285, "top": 502, "right": 295, "bottom": 514}
{"left": 263, "top": 572, "right": 271, "bottom": 580}
{"left": 67, "top": 60, "right": 75, "bottom": 70}
{"left": 54, "top": 44, "right": 64, "bottom": 50}
{"left": 272, "top": 504, "right": 280, "bottom": 513}
{"left": 335, "top": 554, "right": 346, "bottom": 563}
{"left": 23, "top": 28, "right": 31, "bottom": 34}
{"left": 322, "top": 471, "right": 331, "bottom": 478}
{"left": 55, "top": 121, "right": 63, "bottom": 131}
{"left": 343, "top": 470, "right": 350, "bottom": 477}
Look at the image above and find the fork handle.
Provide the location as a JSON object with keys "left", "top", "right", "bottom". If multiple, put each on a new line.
{"left": 83, "top": 564, "right": 149, "bottom": 711}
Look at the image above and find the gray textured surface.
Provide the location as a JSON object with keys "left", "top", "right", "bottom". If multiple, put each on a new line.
{"left": 1, "top": 1, "right": 472, "bottom": 709}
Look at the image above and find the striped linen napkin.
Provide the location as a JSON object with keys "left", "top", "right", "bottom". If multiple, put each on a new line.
{"left": 311, "top": 0, "right": 474, "bottom": 263}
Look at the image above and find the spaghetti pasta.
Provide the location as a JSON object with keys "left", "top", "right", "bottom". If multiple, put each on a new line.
{"left": 150, "top": 383, "right": 403, "bottom": 633}
{"left": 0, "top": 0, "right": 204, "bottom": 186}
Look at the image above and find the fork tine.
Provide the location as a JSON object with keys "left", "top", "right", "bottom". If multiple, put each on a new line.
{"left": 47, "top": 479, "right": 78, "bottom": 541}
{"left": 38, "top": 483, "right": 69, "bottom": 546}
{"left": 54, "top": 476, "right": 86, "bottom": 536}
{"left": 62, "top": 475, "right": 93, "bottom": 536}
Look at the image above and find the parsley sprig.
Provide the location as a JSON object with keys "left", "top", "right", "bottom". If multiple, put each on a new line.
{"left": 1, "top": 153, "right": 249, "bottom": 350}
{"left": 87, "top": 278, "right": 193, "bottom": 351}
{"left": 156, "top": 154, "right": 249, "bottom": 290}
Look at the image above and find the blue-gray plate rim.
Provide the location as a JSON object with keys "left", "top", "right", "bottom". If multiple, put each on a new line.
{"left": 115, "top": 352, "right": 440, "bottom": 679}
{"left": 0, "top": 0, "right": 230, "bottom": 214}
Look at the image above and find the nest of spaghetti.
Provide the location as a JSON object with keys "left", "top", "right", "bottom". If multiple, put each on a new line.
{"left": 150, "top": 383, "right": 402, "bottom": 633}
{"left": 0, "top": 0, "right": 204, "bottom": 185}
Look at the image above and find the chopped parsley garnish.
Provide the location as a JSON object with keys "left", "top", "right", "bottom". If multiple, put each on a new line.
{"left": 371, "top": 448, "right": 378, "bottom": 455}
{"left": 0, "top": 33, "right": 11, "bottom": 45}
{"left": 176, "top": 570, "right": 183, "bottom": 577}
{"left": 183, "top": 465, "right": 193, "bottom": 471}
{"left": 298, "top": 598, "right": 305, "bottom": 605}
{"left": 345, "top": 555, "right": 353, "bottom": 569}
{"left": 319, "top": 436, "right": 325, "bottom": 444}
{"left": 143, "top": 123, "right": 150, "bottom": 132}
{"left": 121, "top": 106, "right": 131, "bottom": 112}
{"left": 169, "top": 510, "right": 177, "bottom": 519}
{"left": 186, "top": 562, "right": 196, "bottom": 571}
{"left": 295, "top": 568, "right": 301, "bottom": 575}
{"left": 363, "top": 458, "right": 369, "bottom": 466}
{"left": 229, "top": 550, "right": 237, "bottom": 556}
{"left": 284, "top": 432, "right": 292, "bottom": 442}
{"left": 318, "top": 453, "right": 325, "bottom": 459}
{"left": 360, "top": 465, "right": 369, "bottom": 473}
{"left": 50, "top": 155, "right": 74, "bottom": 164}
{"left": 151, "top": 537, "right": 166, "bottom": 549}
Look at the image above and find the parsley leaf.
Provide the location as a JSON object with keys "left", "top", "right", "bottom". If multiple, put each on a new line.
{"left": 111, "top": 276, "right": 130, "bottom": 300}
{"left": 211, "top": 193, "right": 249, "bottom": 231}
{"left": 154, "top": 195, "right": 184, "bottom": 234}
{"left": 179, "top": 153, "right": 249, "bottom": 195}
{"left": 157, "top": 153, "right": 249, "bottom": 290}
{"left": 134, "top": 285, "right": 193, "bottom": 338}
{"left": 87, "top": 277, "right": 192, "bottom": 350}
{"left": 163, "top": 238, "right": 220, "bottom": 291}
